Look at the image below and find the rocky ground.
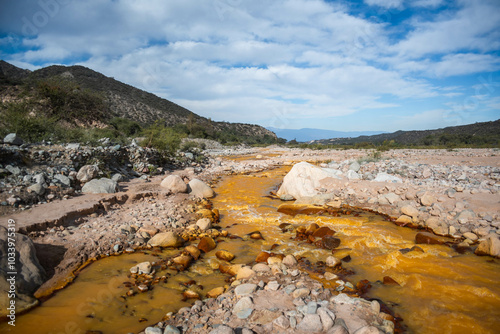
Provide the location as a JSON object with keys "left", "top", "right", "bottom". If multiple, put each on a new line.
{"left": 1, "top": 140, "right": 499, "bottom": 333}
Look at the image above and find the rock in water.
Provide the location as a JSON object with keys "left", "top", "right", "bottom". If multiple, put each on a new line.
{"left": 160, "top": 175, "right": 188, "bottom": 193}
{"left": 475, "top": 234, "right": 500, "bottom": 258}
{"left": 322, "top": 236, "right": 341, "bottom": 250}
{"left": 76, "top": 165, "right": 99, "bottom": 183}
{"left": 3, "top": 133, "right": 23, "bottom": 145}
{"left": 415, "top": 232, "right": 443, "bottom": 245}
{"left": 147, "top": 232, "right": 184, "bottom": 248}
{"left": 216, "top": 250, "right": 235, "bottom": 261}
{"left": 198, "top": 236, "right": 216, "bottom": 253}
{"left": 277, "top": 162, "right": 342, "bottom": 199}
{"left": 188, "top": 179, "right": 215, "bottom": 198}
{"left": 81, "top": 178, "right": 118, "bottom": 194}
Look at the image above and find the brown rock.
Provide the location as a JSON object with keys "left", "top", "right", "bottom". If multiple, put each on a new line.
{"left": 249, "top": 231, "right": 264, "bottom": 240}
{"left": 216, "top": 250, "right": 235, "bottom": 261}
{"left": 147, "top": 232, "right": 184, "bottom": 248}
{"left": 312, "top": 226, "right": 335, "bottom": 238}
{"left": 253, "top": 251, "right": 270, "bottom": 263}
{"left": 475, "top": 234, "right": 500, "bottom": 258}
{"left": 383, "top": 276, "right": 400, "bottom": 286}
{"left": 305, "top": 223, "right": 319, "bottom": 235}
{"left": 322, "top": 236, "right": 341, "bottom": 250}
{"left": 183, "top": 290, "right": 200, "bottom": 299}
{"left": 415, "top": 232, "right": 443, "bottom": 245}
{"left": 173, "top": 254, "right": 193, "bottom": 268}
{"left": 206, "top": 287, "right": 225, "bottom": 298}
{"left": 184, "top": 245, "right": 201, "bottom": 260}
{"left": 198, "top": 236, "right": 216, "bottom": 253}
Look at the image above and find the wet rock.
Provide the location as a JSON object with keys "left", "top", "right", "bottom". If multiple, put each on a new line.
{"left": 306, "top": 223, "right": 319, "bottom": 235}
{"left": 183, "top": 289, "right": 200, "bottom": 299}
{"left": 415, "top": 232, "right": 443, "bottom": 245}
{"left": 198, "top": 236, "right": 216, "bottom": 253}
{"left": 475, "top": 233, "right": 500, "bottom": 258}
{"left": 324, "top": 272, "right": 338, "bottom": 281}
{"left": 196, "top": 218, "right": 212, "bottom": 231}
{"left": 255, "top": 251, "right": 271, "bottom": 263}
{"left": 236, "top": 266, "right": 256, "bottom": 280}
{"left": 326, "top": 256, "right": 341, "bottom": 267}
{"left": 216, "top": 250, "right": 235, "bottom": 261}
{"left": 130, "top": 261, "right": 152, "bottom": 275}
{"left": 249, "top": 231, "right": 264, "bottom": 240}
{"left": 173, "top": 254, "right": 193, "bottom": 268}
{"left": 160, "top": 175, "right": 188, "bottom": 193}
{"left": 383, "top": 276, "right": 400, "bottom": 286}
{"left": 322, "top": 236, "right": 341, "bottom": 250}
{"left": 82, "top": 178, "right": 118, "bottom": 194}
{"left": 138, "top": 284, "right": 149, "bottom": 292}
{"left": 3, "top": 133, "right": 23, "bottom": 145}
{"left": 148, "top": 232, "right": 184, "bottom": 248}
{"left": 184, "top": 245, "right": 201, "bottom": 260}
{"left": 188, "top": 179, "right": 215, "bottom": 198}
{"left": 206, "top": 287, "right": 225, "bottom": 298}
{"left": 297, "top": 314, "right": 323, "bottom": 332}
{"left": 77, "top": 165, "right": 99, "bottom": 183}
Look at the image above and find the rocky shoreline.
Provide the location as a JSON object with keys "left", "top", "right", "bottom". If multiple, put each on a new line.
{"left": 1, "top": 143, "right": 499, "bottom": 333}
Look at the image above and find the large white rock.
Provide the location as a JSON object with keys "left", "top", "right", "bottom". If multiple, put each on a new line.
{"left": 160, "top": 175, "right": 188, "bottom": 193}
{"left": 81, "top": 178, "right": 118, "bottom": 194}
{"left": 372, "top": 172, "right": 402, "bottom": 183}
{"left": 277, "top": 162, "right": 341, "bottom": 199}
{"left": 188, "top": 179, "right": 215, "bottom": 198}
{"left": 77, "top": 165, "right": 99, "bottom": 183}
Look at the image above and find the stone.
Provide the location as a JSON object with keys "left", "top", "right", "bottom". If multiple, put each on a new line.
{"left": 312, "top": 226, "right": 335, "bottom": 238}
{"left": 425, "top": 217, "right": 448, "bottom": 236}
{"left": 277, "top": 162, "right": 342, "bottom": 199}
{"left": 188, "top": 179, "right": 215, "bottom": 198}
{"left": 252, "top": 263, "right": 271, "bottom": 273}
{"left": 130, "top": 261, "right": 152, "bottom": 275}
{"left": 349, "top": 161, "right": 361, "bottom": 172}
{"left": 293, "top": 288, "right": 310, "bottom": 299}
{"left": 401, "top": 205, "right": 419, "bottom": 219}
{"left": 76, "top": 165, "right": 99, "bottom": 183}
{"left": 216, "top": 250, "right": 235, "bottom": 261}
{"left": 233, "top": 296, "right": 254, "bottom": 319}
{"left": 0, "top": 226, "right": 46, "bottom": 317}
{"left": 267, "top": 257, "right": 282, "bottom": 266}
{"left": 326, "top": 256, "right": 341, "bottom": 267}
{"left": 475, "top": 234, "right": 500, "bottom": 258}
{"left": 209, "top": 325, "right": 235, "bottom": 334}
{"left": 236, "top": 266, "right": 256, "bottom": 280}
{"left": 306, "top": 301, "right": 318, "bottom": 314}
{"left": 297, "top": 314, "right": 323, "bottom": 332}
{"left": 28, "top": 183, "right": 45, "bottom": 195}
{"left": 82, "top": 178, "right": 118, "bottom": 194}
{"left": 318, "top": 307, "right": 335, "bottom": 331}
{"left": 160, "top": 175, "right": 188, "bottom": 193}
{"left": 346, "top": 170, "right": 360, "bottom": 180}
{"left": 324, "top": 272, "right": 338, "bottom": 280}
{"left": 273, "top": 315, "right": 290, "bottom": 329}
{"left": 144, "top": 327, "right": 162, "bottom": 334}
{"left": 111, "top": 173, "right": 123, "bottom": 182}
{"left": 206, "top": 287, "right": 225, "bottom": 298}
{"left": 282, "top": 254, "right": 298, "bottom": 267}
{"left": 54, "top": 174, "right": 71, "bottom": 187}
{"left": 184, "top": 245, "right": 201, "bottom": 259}
{"left": 3, "top": 133, "right": 23, "bottom": 145}
{"left": 183, "top": 289, "right": 200, "bottom": 299}
{"left": 322, "top": 236, "right": 341, "bottom": 250}
{"left": 196, "top": 218, "right": 212, "bottom": 231}
{"left": 372, "top": 172, "right": 402, "bottom": 183}
{"left": 327, "top": 325, "right": 349, "bottom": 334}
{"left": 6, "top": 165, "right": 21, "bottom": 176}
{"left": 463, "top": 232, "right": 478, "bottom": 242}
{"left": 66, "top": 143, "right": 80, "bottom": 150}
{"left": 256, "top": 251, "right": 271, "bottom": 263}
{"left": 198, "top": 236, "right": 217, "bottom": 253}
{"left": 396, "top": 215, "right": 413, "bottom": 224}
{"left": 234, "top": 283, "right": 257, "bottom": 297}
{"left": 147, "top": 232, "right": 184, "bottom": 248}
{"left": 173, "top": 254, "right": 192, "bottom": 268}
{"left": 420, "top": 193, "right": 436, "bottom": 207}
{"left": 384, "top": 193, "right": 400, "bottom": 205}
{"left": 415, "top": 232, "right": 443, "bottom": 245}
{"left": 163, "top": 325, "right": 181, "bottom": 334}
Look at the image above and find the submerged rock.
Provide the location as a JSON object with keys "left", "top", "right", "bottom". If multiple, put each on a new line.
{"left": 475, "top": 234, "right": 500, "bottom": 258}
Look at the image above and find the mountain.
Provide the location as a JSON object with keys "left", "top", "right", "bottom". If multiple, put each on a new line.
{"left": 267, "top": 127, "right": 386, "bottom": 142}
{"left": 0, "top": 60, "right": 276, "bottom": 143}
{"left": 313, "top": 120, "right": 500, "bottom": 146}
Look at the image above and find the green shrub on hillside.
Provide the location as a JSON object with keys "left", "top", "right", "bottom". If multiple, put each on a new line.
{"left": 140, "top": 121, "right": 184, "bottom": 153}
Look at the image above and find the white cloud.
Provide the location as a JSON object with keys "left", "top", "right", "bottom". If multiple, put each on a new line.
{"left": 364, "top": 0, "right": 404, "bottom": 9}
{"left": 410, "top": 0, "right": 444, "bottom": 8}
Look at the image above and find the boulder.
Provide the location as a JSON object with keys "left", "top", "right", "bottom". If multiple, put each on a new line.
{"left": 322, "top": 236, "right": 341, "bottom": 250}
{"left": 346, "top": 170, "right": 360, "bottom": 180}
{"left": 54, "top": 174, "right": 71, "bottom": 187}
{"left": 188, "top": 179, "right": 215, "bottom": 198}
{"left": 147, "top": 232, "right": 184, "bottom": 248}
{"left": 160, "top": 175, "right": 188, "bottom": 193}
{"left": 3, "top": 133, "right": 23, "bottom": 145}
{"left": 198, "top": 236, "right": 216, "bottom": 253}
{"left": 475, "top": 234, "right": 500, "bottom": 258}
{"left": 81, "top": 178, "right": 118, "bottom": 194}
{"left": 297, "top": 314, "right": 323, "bottom": 332}
{"left": 420, "top": 193, "right": 436, "bottom": 207}
{"left": 415, "top": 232, "right": 443, "bottom": 245}
{"left": 28, "top": 183, "right": 45, "bottom": 195}
{"left": 372, "top": 172, "right": 402, "bottom": 183}
{"left": 76, "top": 165, "right": 99, "bottom": 183}
{"left": 401, "top": 205, "right": 419, "bottom": 219}
{"left": 0, "top": 226, "right": 46, "bottom": 317}
{"left": 277, "top": 162, "right": 342, "bottom": 199}
{"left": 196, "top": 218, "right": 212, "bottom": 231}
{"left": 216, "top": 250, "right": 235, "bottom": 261}
{"left": 349, "top": 161, "right": 361, "bottom": 172}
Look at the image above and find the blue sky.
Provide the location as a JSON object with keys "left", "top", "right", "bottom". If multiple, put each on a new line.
{"left": 1, "top": 0, "right": 499, "bottom": 132}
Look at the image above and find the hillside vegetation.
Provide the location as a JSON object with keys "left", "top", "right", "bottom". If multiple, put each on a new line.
{"left": 0, "top": 60, "right": 279, "bottom": 151}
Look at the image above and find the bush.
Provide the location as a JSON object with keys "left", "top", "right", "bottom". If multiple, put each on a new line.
{"left": 140, "top": 121, "right": 184, "bottom": 154}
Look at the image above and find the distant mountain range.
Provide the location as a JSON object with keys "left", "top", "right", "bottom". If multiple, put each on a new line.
{"left": 267, "top": 127, "right": 386, "bottom": 142}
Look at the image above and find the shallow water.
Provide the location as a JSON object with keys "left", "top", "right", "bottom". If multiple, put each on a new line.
{"left": 2, "top": 166, "right": 499, "bottom": 334}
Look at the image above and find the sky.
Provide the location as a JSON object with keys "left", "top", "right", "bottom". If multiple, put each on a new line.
{"left": 0, "top": 0, "right": 499, "bottom": 132}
